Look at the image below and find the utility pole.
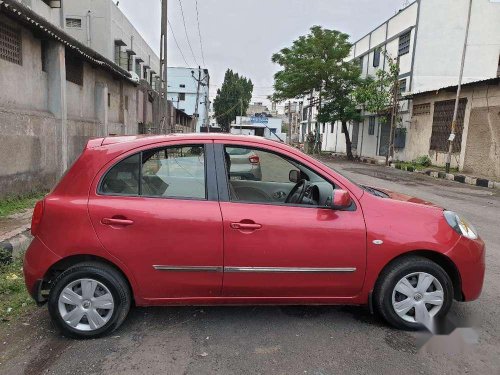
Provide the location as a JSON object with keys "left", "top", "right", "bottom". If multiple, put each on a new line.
{"left": 192, "top": 67, "right": 202, "bottom": 132}
{"left": 445, "top": 0, "right": 472, "bottom": 173}
{"left": 159, "top": 0, "right": 169, "bottom": 133}
{"left": 288, "top": 101, "right": 292, "bottom": 145}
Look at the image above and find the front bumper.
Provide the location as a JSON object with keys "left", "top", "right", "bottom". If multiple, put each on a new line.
{"left": 23, "top": 236, "right": 61, "bottom": 302}
{"left": 447, "top": 236, "right": 485, "bottom": 301}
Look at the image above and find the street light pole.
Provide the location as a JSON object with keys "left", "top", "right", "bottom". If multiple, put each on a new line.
{"left": 445, "top": 0, "right": 472, "bottom": 173}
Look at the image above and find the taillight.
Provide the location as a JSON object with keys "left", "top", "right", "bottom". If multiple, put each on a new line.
{"left": 31, "top": 200, "right": 44, "bottom": 236}
{"left": 249, "top": 155, "right": 260, "bottom": 164}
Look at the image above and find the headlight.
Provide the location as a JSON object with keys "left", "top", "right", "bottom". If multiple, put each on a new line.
{"left": 443, "top": 210, "right": 478, "bottom": 240}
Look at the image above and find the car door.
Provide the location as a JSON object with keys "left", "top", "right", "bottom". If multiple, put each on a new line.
{"left": 88, "top": 141, "right": 223, "bottom": 300}
{"left": 215, "top": 141, "right": 367, "bottom": 298}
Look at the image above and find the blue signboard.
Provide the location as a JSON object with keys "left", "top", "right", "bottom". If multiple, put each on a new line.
{"left": 250, "top": 116, "right": 269, "bottom": 124}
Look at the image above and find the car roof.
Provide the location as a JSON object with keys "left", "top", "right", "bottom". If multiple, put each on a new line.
{"left": 88, "top": 133, "right": 284, "bottom": 150}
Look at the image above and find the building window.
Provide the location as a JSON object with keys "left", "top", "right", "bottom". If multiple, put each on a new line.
{"left": 430, "top": 99, "right": 467, "bottom": 152}
{"left": 180, "top": 84, "right": 186, "bottom": 88}
{"left": 127, "top": 55, "right": 133, "bottom": 72}
{"left": 65, "top": 49, "right": 83, "bottom": 86}
{"left": 368, "top": 116, "right": 375, "bottom": 135}
{"left": 124, "top": 95, "right": 129, "bottom": 111}
{"left": 179, "top": 93, "right": 186, "bottom": 101}
{"left": 359, "top": 55, "right": 364, "bottom": 71}
{"left": 413, "top": 103, "right": 431, "bottom": 116}
{"left": 143, "top": 66, "right": 148, "bottom": 80}
{"left": 0, "top": 21, "right": 22, "bottom": 65}
{"left": 399, "top": 79, "right": 407, "bottom": 96}
{"left": 108, "top": 93, "right": 111, "bottom": 108}
{"left": 135, "top": 61, "right": 141, "bottom": 77}
{"left": 65, "top": 18, "right": 82, "bottom": 28}
{"left": 330, "top": 124, "right": 334, "bottom": 133}
{"left": 398, "top": 32, "right": 411, "bottom": 56}
{"left": 373, "top": 49, "right": 381, "bottom": 68}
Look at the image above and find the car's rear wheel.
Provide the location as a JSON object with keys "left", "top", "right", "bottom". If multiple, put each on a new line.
{"left": 374, "top": 256, "right": 453, "bottom": 330}
{"left": 48, "top": 262, "right": 131, "bottom": 339}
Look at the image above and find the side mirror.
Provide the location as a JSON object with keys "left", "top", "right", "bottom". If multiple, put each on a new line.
{"left": 289, "top": 170, "right": 300, "bottom": 183}
{"left": 332, "top": 189, "right": 352, "bottom": 210}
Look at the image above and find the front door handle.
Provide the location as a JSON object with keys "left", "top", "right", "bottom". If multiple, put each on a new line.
{"left": 101, "top": 218, "right": 134, "bottom": 226}
{"left": 230, "top": 222, "right": 262, "bottom": 230}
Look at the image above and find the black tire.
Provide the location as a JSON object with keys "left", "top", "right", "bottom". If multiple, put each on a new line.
{"left": 48, "top": 262, "right": 131, "bottom": 339}
{"left": 373, "top": 256, "right": 454, "bottom": 330}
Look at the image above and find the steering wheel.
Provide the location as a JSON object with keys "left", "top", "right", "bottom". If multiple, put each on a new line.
{"left": 285, "top": 179, "right": 309, "bottom": 204}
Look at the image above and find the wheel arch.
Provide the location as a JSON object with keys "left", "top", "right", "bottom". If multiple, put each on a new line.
{"left": 41, "top": 254, "right": 136, "bottom": 304}
{"left": 374, "top": 250, "right": 463, "bottom": 301}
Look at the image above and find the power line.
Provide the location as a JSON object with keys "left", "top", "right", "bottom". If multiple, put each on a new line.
{"left": 178, "top": 0, "right": 199, "bottom": 67}
{"left": 167, "top": 19, "right": 190, "bottom": 67}
{"left": 194, "top": 0, "right": 206, "bottom": 67}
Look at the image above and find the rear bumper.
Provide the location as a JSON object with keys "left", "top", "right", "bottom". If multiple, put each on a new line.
{"left": 23, "top": 237, "right": 61, "bottom": 302}
{"left": 448, "top": 236, "right": 485, "bottom": 301}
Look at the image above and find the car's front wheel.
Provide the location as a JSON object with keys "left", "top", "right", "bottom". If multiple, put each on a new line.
{"left": 374, "top": 256, "right": 453, "bottom": 330}
{"left": 48, "top": 262, "right": 131, "bottom": 339}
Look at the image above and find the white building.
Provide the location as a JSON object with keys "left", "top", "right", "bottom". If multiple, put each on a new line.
{"left": 53, "top": 0, "right": 160, "bottom": 86}
{"left": 167, "top": 67, "right": 210, "bottom": 132}
{"left": 231, "top": 116, "right": 286, "bottom": 142}
{"left": 320, "top": 0, "right": 500, "bottom": 165}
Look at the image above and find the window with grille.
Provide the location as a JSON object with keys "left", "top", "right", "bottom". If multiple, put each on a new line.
{"left": 0, "top": 21, "right": 22, "bottom": 65}
{"left": 65, "top": 49, "right": 83, "bottom": 85}
{"left": 413, "top": 103, "right": 431, "bottom": 116}
{"left": 398, "top": 32, "right": 411, "bottom": 56}
{"left": 399, "top": 79, "right": 407, "bottom": 96}
{"left": 65, "top": 18, "right": 82, "bottom": 28}
{"left": 373, "top": 49, "right": 380, "bottom": 68}
{"left": 430, "top": 99, "right": 467, "bottom": 152}
{"left": 368, "top": 116, "right": 375, "bottom": 135}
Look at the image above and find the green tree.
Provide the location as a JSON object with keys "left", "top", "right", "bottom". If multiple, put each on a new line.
{"left": 271, "top": 26, "right": 362, "bottom": 159}
{"left": 213, "top": 69, "right": 253, "bottom": 132}
{"left": 355, "top": 52, "right": 401, "bottom": 163}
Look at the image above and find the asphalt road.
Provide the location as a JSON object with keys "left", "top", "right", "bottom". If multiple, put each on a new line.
{"left": 1, "top": 160, "right": 499, "bottom": 375}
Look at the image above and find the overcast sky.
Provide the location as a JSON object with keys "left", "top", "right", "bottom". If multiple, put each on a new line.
{"left": 117, "top": 0, "right": 411, "bottom": 103}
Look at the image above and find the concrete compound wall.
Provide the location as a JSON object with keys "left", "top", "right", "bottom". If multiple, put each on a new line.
{"left": 0, "top": 16, "right": 140, "bottom": 198}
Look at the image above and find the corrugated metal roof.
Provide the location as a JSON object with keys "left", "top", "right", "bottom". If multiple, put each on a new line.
{"left": 408, "top": 77, "right": 499, "bottom": 98}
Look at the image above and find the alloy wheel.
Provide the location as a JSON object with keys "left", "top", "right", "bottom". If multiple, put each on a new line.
{"left": 58, "top": 278, "right": 115, "bottom": 331}
{"left": 391, "top": 272, "right": 444, "bottom": 324}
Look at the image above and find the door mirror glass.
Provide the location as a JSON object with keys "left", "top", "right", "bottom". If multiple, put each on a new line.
{"left": 332, "top": 189, "right": 352, "bottom": 210}
{"left": 289, "top": 169, "right": 301, "bottom": 183}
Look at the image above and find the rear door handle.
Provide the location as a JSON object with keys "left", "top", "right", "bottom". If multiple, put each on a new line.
{"left": 101, "top": 218, "right": 134, "bottom": 226}
{"left": 230, "top": 222, "right": 262, "bottom": 230}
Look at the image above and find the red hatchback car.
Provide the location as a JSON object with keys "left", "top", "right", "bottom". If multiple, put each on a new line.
{"left": 24, "top": 134, "right": 485, "bottom": 338}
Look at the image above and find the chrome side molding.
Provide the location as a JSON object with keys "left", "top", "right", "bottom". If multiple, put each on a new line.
{"left": 153, "top": 265, "right": 223, "bottom": 272}
{"left": 224, "top": 267, "right": 356, "bottom": 273}
{"left": 153, "top": 265, "right": 356, "bottom": 273}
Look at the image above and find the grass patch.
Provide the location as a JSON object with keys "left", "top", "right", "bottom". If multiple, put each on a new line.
{"left": 0, "top": 252, "right": 34, "bottom": 322}
{"left": 0, "top": 191, "right": 47, "bottom": 218}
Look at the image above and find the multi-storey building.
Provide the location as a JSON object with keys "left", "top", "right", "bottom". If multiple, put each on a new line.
{"left": 167, "top": 67, "right": 210, "bottom": 132}
{"left": 319, "top": 0, "right": 500, "bottom": 168}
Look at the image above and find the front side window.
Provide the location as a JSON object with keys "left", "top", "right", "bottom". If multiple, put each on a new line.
{"left": 100, "top": 145, "right": 206, "bottom": 199}
{"left": 224, "top": 146, "right": 334, "bottom": 207}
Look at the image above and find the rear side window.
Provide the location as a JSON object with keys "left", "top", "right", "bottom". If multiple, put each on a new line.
{"left": 99, "top": 145, "right": 206, "bottom": 199}
{"left": 100, "top": 153, "right": 140, "bottom": 196}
